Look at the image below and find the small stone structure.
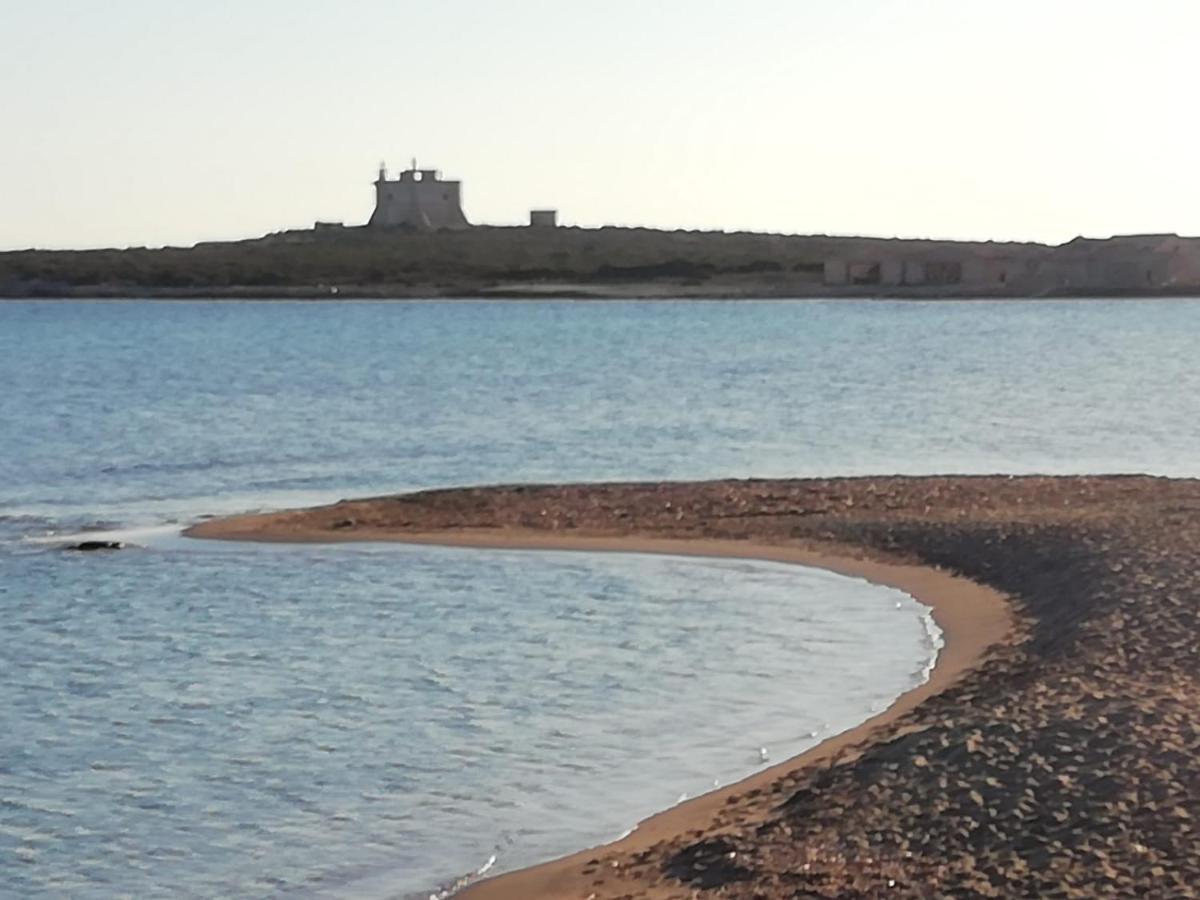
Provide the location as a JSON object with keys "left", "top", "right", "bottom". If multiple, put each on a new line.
{"left": 368, "top": 163, "right": 470, "bottom": 230}
{"left": 825, "top": 254, "right": 1027, "bottom": 289}
{"left": 529, "top": 209, "right": 558, "bottom": 228}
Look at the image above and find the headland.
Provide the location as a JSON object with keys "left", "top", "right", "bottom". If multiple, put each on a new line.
{"left": 8, "top": 226, "right": 1200, "bottom": 300}
{"left": 187, "top": 475, "right": 1200, "bottom": 897}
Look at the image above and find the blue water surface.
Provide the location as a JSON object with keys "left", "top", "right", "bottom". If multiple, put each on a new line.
{"left": 2, "top": 298, "right": 1198, "bottom": 897}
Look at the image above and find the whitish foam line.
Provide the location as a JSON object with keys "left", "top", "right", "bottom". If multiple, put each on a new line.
{"left": 23, "top": 524, "right": 185, "bottom": 547}
{"left": 918, "top": 604, "right": 946, "bottom": 683}
{"left": 427, "top": 852, "right": 498, "bottom": 900}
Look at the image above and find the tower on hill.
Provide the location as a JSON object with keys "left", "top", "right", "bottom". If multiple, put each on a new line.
{"left": 368, "top": 162, "right": 470, "bottom": 230}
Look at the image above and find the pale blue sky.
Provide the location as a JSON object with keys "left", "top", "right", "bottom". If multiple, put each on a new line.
{"left": 3, "top": 0, "right": 1199, "bottom": 249}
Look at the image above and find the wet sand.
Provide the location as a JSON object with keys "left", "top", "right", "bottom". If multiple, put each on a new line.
{"left": 187, "top": 476, "right": 1200, "bottom": 897}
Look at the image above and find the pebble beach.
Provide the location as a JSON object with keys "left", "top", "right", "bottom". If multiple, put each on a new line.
{"left": 189, "top": 474, "right": 1200, "bottom": 897}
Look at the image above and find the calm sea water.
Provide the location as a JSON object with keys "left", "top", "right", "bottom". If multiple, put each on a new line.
{"left": 2, "top": 298, "right": 1198, "bottom": 898}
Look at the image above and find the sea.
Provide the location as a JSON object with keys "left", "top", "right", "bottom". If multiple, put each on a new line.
{"left": 2, "top": 298, "right": 1197, "bottom": 898}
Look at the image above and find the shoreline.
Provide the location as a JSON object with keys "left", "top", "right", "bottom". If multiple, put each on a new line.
{"left": 184, "top": 476, "right": 1200, "bottom": 895}
{"left": 187, "top": 512, "right": 1014, "bottom": 898}
{"left": 436, "top": 536, "right": 1011, "bottom": 900}
{"left": 8, "top": 286, "right": 1200, "bottom": 301}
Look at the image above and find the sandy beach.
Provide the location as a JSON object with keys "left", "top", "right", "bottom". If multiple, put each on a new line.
{"left": 188, "top": 476, "right": 1200, "bottom": 897}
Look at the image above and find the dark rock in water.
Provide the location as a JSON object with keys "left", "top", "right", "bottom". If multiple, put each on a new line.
{"left": 67, "top": 541, "right": 126, "bottom": 551}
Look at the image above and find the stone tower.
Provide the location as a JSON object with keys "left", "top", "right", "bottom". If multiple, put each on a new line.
{"left": 368, "top": 162, "right": 470, "bottom": 230}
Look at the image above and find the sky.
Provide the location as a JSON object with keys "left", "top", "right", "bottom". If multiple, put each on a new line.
{"left": 3, "top": 0, "right": 1200, "bottom": 250}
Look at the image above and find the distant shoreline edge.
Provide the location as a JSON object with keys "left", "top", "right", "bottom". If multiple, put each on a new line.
{"left": 7, "top": 283, "right": 1200, "bottom": 301}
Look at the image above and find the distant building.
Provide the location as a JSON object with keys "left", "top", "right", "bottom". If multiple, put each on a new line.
{"left": 368, "top": 162, "right": 470, "bottom": 230}
{"left": 825, "top": 251, "right": 1032, "bottom": 289}
{"left": 529, "top": 209, "right": 558, "bottom": 228}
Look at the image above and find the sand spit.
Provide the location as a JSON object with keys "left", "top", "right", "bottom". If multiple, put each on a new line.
{"left": 188, "top": 476, "right": 1200, "bottom": 897}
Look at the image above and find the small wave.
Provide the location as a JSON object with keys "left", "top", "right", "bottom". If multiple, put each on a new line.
{"left": 424, "top": 852, "right": 498, "bottom": 900}
{"left": 916, "top": 606, "right": 946, "bottom": 683}
{"left": 0, "top": 513, "right": 59, "bottom": 550}
{"left": 73, "top": 455, "right": 257, "bottom": 480}
{"left": 0, "top": 513, "right": 56, "bottom": 526}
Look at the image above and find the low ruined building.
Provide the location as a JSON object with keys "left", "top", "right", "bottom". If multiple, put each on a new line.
{"left": 368, "top": 162, "right": 470, "bottom": 231}
{"left": 903, "top": 260, "right": 926, "bottom": 285}
{"left": 880, "top": 260, "right": 905, "bottom": 285}
{"left": 961, "top": 258, "right": 1028, "bottom": 286}
{"left": 848, "top": 261, "right": 882, "bottom": 285}
{"left": 823, "top": 259, "right": 849, "bottom": 285}
{"left": 790, "top": 236, "right": 1049, "bottom": 292}
{"left": 830, "top": 255, "right": 979, "bottom": 286}
{"left": 529, "top": 209, "right": 558, "bottom": 228}
{"left": 924, "top": 261, "right": 963, "bottom": 285}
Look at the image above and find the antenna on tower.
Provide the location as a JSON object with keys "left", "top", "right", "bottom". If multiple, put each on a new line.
{"left": 411, "top": 157, "right": 418, "bottom": 172}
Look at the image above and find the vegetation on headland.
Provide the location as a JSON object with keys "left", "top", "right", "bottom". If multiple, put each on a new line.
{"left": 0, "top": 226, "right": 823, "bottom": 296}
{"left": 2, "top": 225, "right": 1197, "bottom": 299}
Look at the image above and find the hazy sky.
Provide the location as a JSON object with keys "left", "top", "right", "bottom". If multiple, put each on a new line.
{"left": 4, "top": 0, "right": 1199, "bottom": 249}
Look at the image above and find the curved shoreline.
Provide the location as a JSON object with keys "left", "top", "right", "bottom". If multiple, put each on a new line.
{"left": 185, "top": 475, "right": 1200, "bottom": 896}
{"left": 186, "top": 524, "right": 1013, "bottom": 898}
{"left": 417, "top": 536, "right": 1011, "bottom": 900}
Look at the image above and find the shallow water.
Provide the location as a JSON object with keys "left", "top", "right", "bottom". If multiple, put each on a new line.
{"left": 3, "top": 298, "right": 1198, "bottom": 897}
{"left": 2, "top": 535, "right": 937, "bottom": 898}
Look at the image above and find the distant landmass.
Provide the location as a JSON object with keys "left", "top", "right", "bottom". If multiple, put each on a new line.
{"left": 8, "top": 160, "right": 1200, "bottom": 299}
{"left": 5, "top": 226, "right": 1200, "bottom": 300}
